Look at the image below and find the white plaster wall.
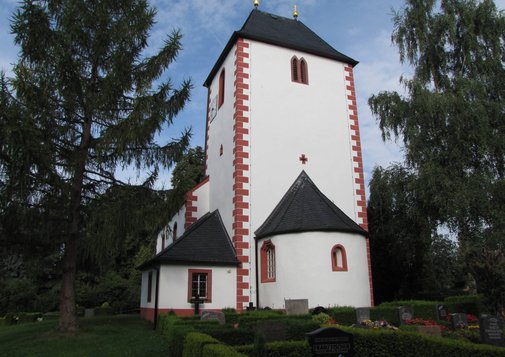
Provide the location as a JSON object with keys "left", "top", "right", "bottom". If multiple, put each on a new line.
{"left": 140, "top": 269, "right": 157, "bottom": 308}
{"left": 158, "top": 265, "right": 237, "bottom": 310}
{"left": 156, "top": 205, "right": 185, "bottom": 253}
{"left": 248, "top": 41, "right": 358, "bottom": 236}
{"left": 193, "top": 180, "right": 210, "bottom": 221}
{"left": 257, "top": 232, "right": 371, "bottom": 309}
{"left": 206, "top": 47, "right": 237, "bottom": 237}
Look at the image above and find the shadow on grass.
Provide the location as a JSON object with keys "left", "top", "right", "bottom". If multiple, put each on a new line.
{"left": 1, "top": 315, "right": 169, "bottom": 357}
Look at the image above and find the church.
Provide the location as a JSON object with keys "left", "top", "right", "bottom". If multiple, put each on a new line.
{"left": 139, "top": 4, "right": 373, "bottom": 322}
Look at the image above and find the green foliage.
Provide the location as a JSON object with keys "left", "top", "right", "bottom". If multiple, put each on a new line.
{"left": 202, "top": 344, "right": 247, "bottom": 357}
{"left": 3, "top": 0, "right": 192, "bottom": 331}
{"left": 183, "top": 332, "right": 219, "bottom": 357}
{"left": 311, "top": 312, "right": 331, "bottom": 324}
{"left": 237, "top": 341, "right": 312, "bottom": 357}
{"left": 368, "top": 0, "right": 505, "bottom": 316}
{"left": 327, "top": 307, "right": 356, "bottom": 325}
{"left": 252, "top": 331, "right": 266, "bottom": 357}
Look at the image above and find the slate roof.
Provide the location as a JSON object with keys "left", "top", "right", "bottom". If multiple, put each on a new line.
{"left": 255, "top": 171, "right": 368, "bottom": 239}
{"left": 204, "top": 9, "right": 358, "bottom": 87}
{"left": 139, "top": 210, "right": 239, "bottom": 270}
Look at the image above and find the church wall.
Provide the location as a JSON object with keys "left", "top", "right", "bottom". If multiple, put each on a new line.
{"left": 205, "top": 46, "right": 237, "bottom": 237}
{"left": 247, "top": 41, "right": 358, "bottom": 237}
{"left": 157, "top": 265, "right": 237, "bottom": 310}
{"left": 156, "top": 205, "right": 185, "bottom": 254}
{"left": 257, "top": 232, "right": 371, "bottom": 309}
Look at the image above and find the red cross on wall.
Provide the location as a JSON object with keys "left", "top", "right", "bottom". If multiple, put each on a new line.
{"left": 299, "top": 154, "right": 308, "bottom": 164}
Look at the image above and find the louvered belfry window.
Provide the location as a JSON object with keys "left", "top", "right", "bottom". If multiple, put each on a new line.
{"left": 291, "top": 56, "right": 308, "bottom": 84}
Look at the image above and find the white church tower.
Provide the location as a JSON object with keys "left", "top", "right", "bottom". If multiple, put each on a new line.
{"left": 140, "top": 5, "right": 373, "bottom": 321}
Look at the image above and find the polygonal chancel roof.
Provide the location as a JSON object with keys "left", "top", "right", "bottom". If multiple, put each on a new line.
{"left": 204, "top": 9, "right": 358, "bottom": 87}
{"left": 139, "top": 210, "right": 239, "bottom": 270}
{"left": 255, "top": 171, "right": 367, "bottom": 239}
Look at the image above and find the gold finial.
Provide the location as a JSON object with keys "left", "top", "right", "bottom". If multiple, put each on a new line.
{"left": 293, "top": 5, "right": 299, "bottom": 20}
{"left": 253, "top": 0, "right": 260, "bottom": 8}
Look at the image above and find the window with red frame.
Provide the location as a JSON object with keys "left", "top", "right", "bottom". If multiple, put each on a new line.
{"left": 291, "top": 56, "right": 308, "bottom": 85}
{"left": 331, "top": 244, "right": 348, "bottom": 271}
{"left": 187, "top": 269, "right": 212, "bottom": 302}
{"left": 260, "top": 240, "right": 276, "bottom": 282}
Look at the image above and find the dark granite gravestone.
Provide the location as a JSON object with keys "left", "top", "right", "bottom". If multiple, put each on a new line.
{"left": 285, "top": 299, "right": 309, "bottom": 315}
{"left": 436, "top": 304, "right": 448, "bottom": 321}
{"left": 450, "top": 313, "right": 468, "bottom": 329}
{"left": 479, "top": 314, "right": 505, "bottom": 347}
{"left": 201, "top": 311, "right": 226, "bottom": 325}
{"left": 305, "top": 327, "right": 354, "bottom": 356}
{"left": 398, "top": 306, "right": 414, "bottom": 325}
{"left": 355, "top": 307, "right": 370, "bottom": 324}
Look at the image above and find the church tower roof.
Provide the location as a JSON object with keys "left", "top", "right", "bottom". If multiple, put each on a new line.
{"left": 204, "top": 9, "right": 358, "bottom": 87}
{"left": 255, "top": 171, "right": 367, "bottom": 239}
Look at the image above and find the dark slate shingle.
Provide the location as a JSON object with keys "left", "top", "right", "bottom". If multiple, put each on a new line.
{"left": 255, "top": 171, "right": 367, "bottom": 239}
{"left": 204, "top": 9, "right": 358, "bottom": 87}
{"left": 139, "top": 210, "right": 239, "bottom": 269}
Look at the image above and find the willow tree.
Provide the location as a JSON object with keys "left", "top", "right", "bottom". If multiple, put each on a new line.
{"left": 369, "top": 0, "right": 505, "bottom": 316}
{"left": 3, "top": 0, "right": 191, "bottom": 332}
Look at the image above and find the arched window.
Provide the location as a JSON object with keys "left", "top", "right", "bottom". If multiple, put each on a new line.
{"left": 291, "top": 56, "right": 308, "bottom": 85}
{"left": 173, "top": 222, "right": 178, "bottom": 241}
{"left": 260, "top": 240, "right": 276, "bottom": 283}
{"left": 299, "top": 58, "right": 308, "bottom": 84}
{"left": 218, "top": 69, "right": 225, "bottom": 108}
{"left": 161, "top": 231, "right": 165, "bottom": 250}
{"left": 291, "top": 56, "right": 299, "bottom": 82}
{"left": 331, "top": 244, "right": 348, "bottom": 271}
{"left": 219, "top": 144, "right": 223, "bottom": 156}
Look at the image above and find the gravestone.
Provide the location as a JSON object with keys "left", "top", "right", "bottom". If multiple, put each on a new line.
{"left": 355, "top": 307, "right": 370, "bottom": 324}
{"left": 190, "top": 294, "right": 204, "bottom": 315}
{"left": 398, "top": 306, "right": 414, "bottom": 325}
{"left": 450, "top": 313, "right": 468, "bottom": 329}
{"left": 285, "top": 299, "right": 309, "bottom": 315}
{"left": 305, "top": 327, "right": 354, "bottom": 356}
{"left": 436, "top": 304, "right": 448, "bottom": 321}
{"left": 479, "top": 314, "right": 505, "bottom": 347}
{"left": 201, "top": 311, "right": 226, "bottom": 325}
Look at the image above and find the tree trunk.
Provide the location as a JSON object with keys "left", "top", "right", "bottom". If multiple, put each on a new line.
{"left": 58, "top": 234, "right": 78, "bottom": 333}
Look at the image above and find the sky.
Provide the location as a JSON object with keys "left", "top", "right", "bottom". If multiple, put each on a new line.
{"left": 1, "top": 0, "right": 504, "bottom": 195}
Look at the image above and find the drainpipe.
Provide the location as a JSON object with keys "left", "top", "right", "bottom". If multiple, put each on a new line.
{"left": 255, "top": 237, "right": 260, "bottom": 309}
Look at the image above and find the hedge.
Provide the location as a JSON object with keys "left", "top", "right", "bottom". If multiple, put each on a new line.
{"left": 327, "top": 307, "right": 356, "bottom": 325}
{"left": 202, "top": 343, "right": 247, "bottom": 357}
{"left": 183, "top": 332, "right": 220, "bottom": 357}
{"left": 158, "top": 314, "right": 197, "bottom": 357}
{"left": 235, "top": 340, "right": 311, "bottom": 357}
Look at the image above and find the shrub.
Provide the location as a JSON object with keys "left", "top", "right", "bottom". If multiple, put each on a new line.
{"left": 201, "top": 326, "right": 254, "bottom": 346}
{"left": 235, "top": 341, "right": 311, "bottom": 357}
{"left": 183, "top": 332, "right": 219, "bottom": 357}
{"left": 202, "top": 344, "right": 247, "bottom": 357}
{"left": 327, "top": 307, "right": 356, "bottom": 325}
{"left": 370, "top": 306, "right": 400, "bottom": 326}
{"left": 444, "top": 295, "right": 484, "bottom": 316}
{"left": 0, "top": 317, "right": 5, "bottom": 326}
{"left": 312, "top": 312, "right": 331, "bottom": 324}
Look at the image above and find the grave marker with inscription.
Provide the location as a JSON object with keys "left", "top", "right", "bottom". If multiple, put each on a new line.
{"left": 398, "top": 306, "right": 414, "bottom": 325}
{"left": 305, "top": 327, "right": 354, "bottom": 356}
{"left": 355, "top": 307, "right": 370, "bottom": 324}
{"left": 479, "top": 314, "right": 505, "bottom": 347}
{"left": 450, "top": 313, "right": 468, "bottom": 329}
{"left": 285, "top": 299, "right": 309, "bottom": 315}
{"left": 436, "top": 305, "right": 448, "bottom": 321}
{"left": 201, "top": 311, "right": 226, "bottom": 325}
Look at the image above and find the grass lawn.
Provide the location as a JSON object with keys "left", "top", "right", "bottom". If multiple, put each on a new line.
{"left": 0, "top": 315, "right": 169, "bottom": 357}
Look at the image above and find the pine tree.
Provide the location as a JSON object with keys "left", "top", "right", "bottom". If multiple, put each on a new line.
{"left": 369, "top": 0, "right": 505, "bottom": 316}
{"left": 3, "top": 0, "right": 192, "bottom": 332}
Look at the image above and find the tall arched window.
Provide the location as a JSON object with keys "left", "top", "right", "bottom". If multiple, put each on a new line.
{"left": 291, "top": 56, "right": 299, "bottom": 82}
{"left": 291, "top": 56, "right": 308, "bottom": 85}
{"left": 173, "top": 222, "right": 178, "bottom": 241}
{"left": 331, "top": 244, "right": 348, "bottom": 271}
{"left": 260, "top": 240, "right": 276, "bottom": 282}
{"left": 218, "top": 69, "right": 225, "bottom": 108}
{"left": 299, "top": 58, "right": 308, "bottom": 84}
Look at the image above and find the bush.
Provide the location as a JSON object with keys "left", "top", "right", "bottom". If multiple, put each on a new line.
{"left": 202, "top": 344, "right": 247, "bottom": 357}
{"left": 327, "top": 307, "right": 356, "bottom": 325}
{"left": 444, "top": 295, "right": 484, "bottom": 316}
{"left": 202, "top": 326, "right": 254, "bottom": 346}
{"left": 312, "top": 312, "right": 331, "bottom": 324}
{"left": 236, "top": 341, "right": 311, "bottom": 357}
{"left": 370, "top": 306, "right": 401, "bottom": 326}
{"left": 158, "top": 314, "right": 197, "bottom": 357}
{"left": 183, "top": 332, "right": 219, "bottom": 357}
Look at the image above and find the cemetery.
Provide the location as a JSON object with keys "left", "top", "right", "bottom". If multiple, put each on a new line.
{"left": 151, "top": 294, "right": 505, "bottom": 357}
